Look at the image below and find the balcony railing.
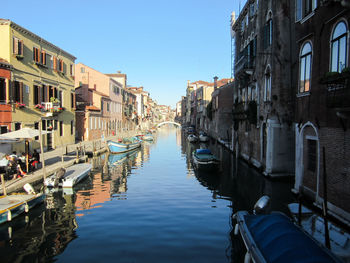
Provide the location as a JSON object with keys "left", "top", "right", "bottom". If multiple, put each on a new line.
{"left": 234, "top": 55, "right": 255, "bottom": 75}
{"left": 40, "top": 102, "right": 63, "bottom": 116}
{"left": 320, "top": 71, "right": 350, "bottom": 109}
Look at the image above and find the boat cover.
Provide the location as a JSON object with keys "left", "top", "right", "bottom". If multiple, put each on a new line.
{"left": 196, "top": 149, "right": 211, "bottom": 155}
{"left": 236, "top": 211, "right": 342, "bottom": 263}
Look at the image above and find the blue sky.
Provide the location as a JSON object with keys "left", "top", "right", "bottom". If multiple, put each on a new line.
{"left": 2, "top": 0, "right": 244, "bottom": 108}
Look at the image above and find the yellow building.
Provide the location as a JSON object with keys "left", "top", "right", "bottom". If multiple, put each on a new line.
{"left": 0, "top": 19, "right": 76, "bottom": 151}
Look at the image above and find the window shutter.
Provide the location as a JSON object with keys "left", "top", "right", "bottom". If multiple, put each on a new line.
{"left": 13, "top": 38, "right": 18, "bottom": 54}
{"left": 20, "top": 82, "right": 24, "bottom": 104}
{"left": 53, "top": 56, "right": 57, "bottom": 70}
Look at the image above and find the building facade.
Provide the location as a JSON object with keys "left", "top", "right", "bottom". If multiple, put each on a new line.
{"left": 75, "top": 63, "right": 122, "bottom": 141}
{"left": 0, "top": 19, "right": 76, "bottom": 151}
{"left": 232, "top": 0, "right": 295, "bottom": 175}
{"left": 293, "top": 0, "right": 350, "bottom": 224}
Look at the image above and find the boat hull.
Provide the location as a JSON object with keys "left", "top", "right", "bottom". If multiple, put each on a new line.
{"left": 192, "top": 151, "right": 219, "bottom": 171}
{"left": 234, "top": 211, "right": 342, "bottom": 263}
{"left": 44, "top": 163, "right": 92, "bottom": 188}
{"left": 107, "top": 139, "right": 141, "bottom": 154}
{"left": 0, "top": 193, "right": 45, "bottom": 224}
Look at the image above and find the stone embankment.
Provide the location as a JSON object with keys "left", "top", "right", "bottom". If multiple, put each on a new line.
{"left": 0, "top": 130, "right": 139, "bottom": 195}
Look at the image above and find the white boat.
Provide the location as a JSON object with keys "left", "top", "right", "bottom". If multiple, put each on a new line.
{"left": 44, "top": 163, "right": 92, "bottom": 188}
{"left": 199, "top": 132, "right": 209, "bottom": 142}
{"left": 187, "top": 134, "right": 198, "bottom": 143}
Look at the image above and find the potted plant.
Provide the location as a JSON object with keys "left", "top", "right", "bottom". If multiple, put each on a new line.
{"left": 15, "top": 102, "right": 26, "bottom": 108}
{"left": 34, "top": 104, "right": 44, "bottom": 110}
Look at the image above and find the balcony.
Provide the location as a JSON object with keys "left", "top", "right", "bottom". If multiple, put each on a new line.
{"left": 234, "top": 55, "right": 255, "bottom": 75}
{"left": 40, "top": 102, "right": 63, "bottom": 117}
{"left": 320, "top": 71, "right": 350, "bottom": 109}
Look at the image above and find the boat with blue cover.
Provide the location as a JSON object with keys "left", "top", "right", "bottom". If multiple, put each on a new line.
{"left": 192, "top": 149, "right": 219, "bottom": 171}
{"left": 234, "top": 198, "right": 342, "bottom": 263}
{"left": 107, "top": 137, "right": 141, "bottom": 154}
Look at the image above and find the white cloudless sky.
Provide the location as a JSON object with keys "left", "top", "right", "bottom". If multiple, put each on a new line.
{"left": 2, "top": 0, "right": 245, "bottom": 108}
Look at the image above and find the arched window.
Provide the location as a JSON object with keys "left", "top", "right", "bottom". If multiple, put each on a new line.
{"left": 264, "top": 66, "right": 271, "bottom": 101}
{"left": 331, "top": 21, "right": 348, "bottom": 72}
{"left": 299, "top": 42, "right": 312, "bottom": 93}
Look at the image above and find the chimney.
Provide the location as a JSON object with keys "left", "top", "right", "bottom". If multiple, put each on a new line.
{"left": 214, "top": 76, "right": 218, "bottom": 90}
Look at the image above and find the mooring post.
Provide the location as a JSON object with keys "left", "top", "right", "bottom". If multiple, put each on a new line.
{"left": 322, "top": 147, "right": 331, "bottom": 249}
{"left": 1, "top": 174, "right": 7, "bottom": 196}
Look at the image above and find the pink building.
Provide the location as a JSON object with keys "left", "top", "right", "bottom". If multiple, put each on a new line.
{"left": 75, "top": 63, "right": 123, "bottom": 141}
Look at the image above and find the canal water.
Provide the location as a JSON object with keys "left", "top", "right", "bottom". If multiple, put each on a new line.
{"left": 0, "top": 126, "right": 294, "bottom": 263}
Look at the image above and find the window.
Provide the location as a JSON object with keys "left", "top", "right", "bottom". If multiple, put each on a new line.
{"left": 13, "top": 81, "right": 23, "bottom": 103}
{"left": 264, "top": 67, "right": 271, "bottom": 101}
{"left": 307, "top": 139, "right": 316, "bottom": 172}
{"left": 70, "top": 64, "right": 74, "bottom": 76}
{"left": 13, "top": 37, "right": 23, "bottom": 56}
{"left": 71, "top": 93, "right": 75, "bottom": 109}
{"left": 299, "top": 42, "right": 312, "bottom": 93}
{"left": 15, "top": 122, "right": 21, "bottom": 131}
{"left": 263, "top": 19, "right": 272, "bottom": 49}
{"left": 47, "top": 54, "right": 52, "bottom": 69}
{"left": 296, "top": 0, "right": 317, "bottom": 21}
{"left": 331, "top": 21, "right": 348, "bottom": 73}
{"left": 34, "top": 122, "right": 39, "bottom": 140}
{"left": 107, "top": 102, "right": 110, "bottom": 112}
{"left": 58, "top": 59, "right": 64, "bottom": 73}
{"left": 0, "top": 78, "right": 6, "bottom": 103}
{"left": 33, "top": 47, "right": 40, "bottom": 63}
{"left": 59, "top": 121, "right": 63, "bottom": 136}
{"left": 71, "top": 120, "right": 74, "bottom": 135}
{"left": 40, "top": 50, "right": 46, "bottom": 65}
{"left": 0, "top": 126, "right": 8, "bottom": 134}
{"left": 81, "top": 67, "right": 85, "bottom": 73}
{"left": 33, "top": 85, "right": 40, "bottom": 105}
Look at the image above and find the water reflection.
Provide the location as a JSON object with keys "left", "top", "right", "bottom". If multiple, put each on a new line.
{"left": 1, "top": 127, "right": 295, "bottom": 263}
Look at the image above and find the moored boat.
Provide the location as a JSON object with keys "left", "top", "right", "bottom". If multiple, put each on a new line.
{"left": 107, "top": 137, "right": 141, "bottom": 154}
{"left": 233, "top": 196, "right": 343, "bottom": 263}
{"left": 187, "top": 134, "right": 198, "bottom": 143}
{"left": 143, "top": 133, "right": 154, "bottom": 141}
{"left": 108, "top": 148, "right": 139, "bottom": 167}
{"left": 192, "top": 149, "right": 219, "bottom": 171}
{"left": 0, "top": 184, "right": 45, "bottom": 224}
{"left": 44, "top": 163, "right": 92, "bottom": 188}
{"left": 199, "top": 131, "right": 209, "bottom": 142}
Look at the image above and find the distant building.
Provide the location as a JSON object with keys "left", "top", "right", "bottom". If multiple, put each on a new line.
{"left": 209, "top": 79, "right": 234, "bottom": 142}
{"left": 75, "top": 63, "right": 123, "bottom": 141}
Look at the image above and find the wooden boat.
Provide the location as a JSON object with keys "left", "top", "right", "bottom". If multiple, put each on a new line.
{"left": 143, "top": 133, "right": 154, "bottom": 141}
{"left": 187, "top": 134, "right": 198, "bottom": 143}
{"left": 44, "top": 163, "right": 92, "bottom": 188}
{"left": 199, "top": 131, "right": 209, "bottom": 142}
{"left": 0, "top": 184, "right": 45, "bottom": 224}
{"left": 233, "top": 197, "right": 342, "bottom": 263}
{"left": 108, "top": 149, "right": 139, "bottom": 167}
{"left": 192, "top": 149, "right": 219, "bottom": 171}
{"left": 107, "top": 137, "right": 141, "bottom": 154}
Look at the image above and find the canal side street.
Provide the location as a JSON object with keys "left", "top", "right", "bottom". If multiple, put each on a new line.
{"left": 0, "top": 130, "right": 139, "bottom": 195}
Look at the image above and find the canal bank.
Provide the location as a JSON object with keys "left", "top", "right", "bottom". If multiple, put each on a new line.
{"left": 0, "top": 130, "right": 139, "bottom": 195}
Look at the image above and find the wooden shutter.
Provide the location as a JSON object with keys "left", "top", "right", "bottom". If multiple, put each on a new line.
{"left": 20, "top": 82, "right": 24, "bottom": 104}
{"left": 53, "top": 56, "right": 57, "bottom": 70}
{"left": 13, "top": 38, "right": 18, "bottom": 54}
